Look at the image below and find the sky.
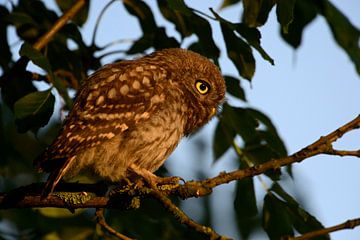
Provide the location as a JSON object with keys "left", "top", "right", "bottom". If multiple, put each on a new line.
{"left": 3, "top": 0, "right": 360, "bottom": 239}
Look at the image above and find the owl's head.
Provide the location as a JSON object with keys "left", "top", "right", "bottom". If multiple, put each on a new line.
{"left": 147, "top": 48, "right": 226, "bottom": 135}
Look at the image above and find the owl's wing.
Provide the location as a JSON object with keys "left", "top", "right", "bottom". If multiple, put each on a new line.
{"left": 35, "top": 61, "right": 168, "bottom": 173}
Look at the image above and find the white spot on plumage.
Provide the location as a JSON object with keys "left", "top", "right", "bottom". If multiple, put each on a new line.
{"left": 120, "top": 85, "right": 129, "bottom": 95}
{"left": 142, "top": 76, "right": 150, "bottom": 86}
{"left": 108, "top": 88, "right": 117, "bottom": 99}
{"left": 106, "top": 75, "right": 116, "bottom": 82}
{"left": 132, "top": 80, "right": 141, "bottom": 90}
{"left": 96, "top": 95, "right": 105, "bottom": 105}
{"left": 119, "top": 74, "right": 127, "bottom": 81}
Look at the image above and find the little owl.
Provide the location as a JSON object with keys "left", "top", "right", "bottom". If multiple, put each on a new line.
{"left": 34, "top": 48, "right": 226, "bottom": 196}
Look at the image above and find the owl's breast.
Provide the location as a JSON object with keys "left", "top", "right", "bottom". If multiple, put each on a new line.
{"left": 76, "top": 101, "right": 186, "bottom": 182}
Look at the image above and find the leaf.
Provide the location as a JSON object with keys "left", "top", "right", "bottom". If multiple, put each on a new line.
{"left": 165, "top": 0, "right": 192, "bottom": 16}
{"left": 276, "top": 0, "right": 296, "bottom": 33}
{"left": 211, "top": 9, "right": 274, "bottom": 66}
{"left": 236, "top": 24, "right": 274, "bottom": 65}
{"left": 123, "top": 0, "right": 156, "bottom": 34}
{"left": 247, "top": 108, "right": 287, "bottom": 156}
{"left": 271, "top": 183, "right": 329, "bottom": 239}
{"left": 55, "top": 0, "right": 89, "bottom": 26}
{"left": 189, "top": 13, "right": 220, "bottom": 61}
{"left": 234, "top": 177, "right": 258, "bottom": 238}
{"left": 213, "top": 121, "right": 236, "bottom": 161}
{"left": 19, "top": 42, "right": 52, "bottom": 73}
{"left": 221, "top": 104, "right": 258, "bottom": 143}
{"left": 220, "top": 22, "right": 255, "bottom": 81}
{"left": 14, "top": 88, "right": 55, "bottom": 132}
{"left": 220, "top": 0, "right": 241, "bottom": 10}
{"left": 242, "top": 0, "right": 275, "bottom": 27}
{"left": 224, "top": 75, "right": 246, "bottom": 101}
{"left": 263, "top": 193, "right": 294, "bottom": 239}
{"left": 280, "top": 0, "right": 318, "bottom": 48}
{"left": 0, "top": 6, "right": 12, "bottom": 71}
{"left": 319, "top": 0, "right": 360, "bottom": 75}
{"left": 125, "top": 0, "right": 179, "bottom": 53}
{"left": 157, "top": 0, "right": 192, "bottom": 38}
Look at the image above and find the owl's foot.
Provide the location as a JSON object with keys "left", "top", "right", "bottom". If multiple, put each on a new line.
{"left": 129, "top": 164, "right": 183, "bottom": 189}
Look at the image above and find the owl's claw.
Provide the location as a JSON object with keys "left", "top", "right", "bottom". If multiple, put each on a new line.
{"left": 129, "top": 164, "right": 182, "bottom": 189}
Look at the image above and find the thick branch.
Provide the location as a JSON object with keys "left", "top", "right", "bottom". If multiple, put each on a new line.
{"left": 284, "top": 217, "right": 360, "bottom": 240}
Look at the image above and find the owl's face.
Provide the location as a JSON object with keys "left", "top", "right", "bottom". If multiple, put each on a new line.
{"left": 147, "top": 49, "right": 226, "bottom": 135}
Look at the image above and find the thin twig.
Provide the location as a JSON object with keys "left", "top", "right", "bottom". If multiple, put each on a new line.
{"left": 33, "top": 0, "right": 88, "bottom": 50}
{"left": 149, "top": 188, "right": 231, "bottom": 240}
{"left": 326, "top": 149, "right": 360, "bottom": 157}
{"left": 95, "top": 208, "right": 134, "bottom": 240}
{"left": 91, "top": 0, "right": 117, "bottom": 45}
{"left": 284, "top": 217, "right": 360, "bottom": 240}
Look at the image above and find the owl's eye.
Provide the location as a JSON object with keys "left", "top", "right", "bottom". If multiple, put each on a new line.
{"left": 195, "top": 80, "right": 210, "bottom": 95}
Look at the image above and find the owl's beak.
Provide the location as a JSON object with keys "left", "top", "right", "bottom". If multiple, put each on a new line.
{"left": 210, "top": 107, "right": 217, "bottom": 118}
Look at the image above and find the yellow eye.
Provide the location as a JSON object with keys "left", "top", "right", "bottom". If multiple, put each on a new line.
{"left": 195, "top": 80, "right": 210, "bottom": 95}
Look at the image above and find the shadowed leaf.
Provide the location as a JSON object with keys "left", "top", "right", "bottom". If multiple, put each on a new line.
{"left": 242, "top": 0, "right": 275, "bottom": 27}
{"left": 220, "top": 22, "right": 255, "bottom": 80}
{"left": 280, "top": 0, "right": 318, "bottom": 48}
{"left": 234, "top": 177, "right": 258, "bottom": 238}
{"left": 224, "top": 75, "right": 246, "bottom": 101}
{"left": 319, "top": 0, "right": 360, "bottom": 75}
{"left": 213, "top": 120, "right": 236, "bottom": 161}
{"left": 14, "top": 88, "right": 55, "bottom": 132}
{"left": 276, "top": 0, "right": 296, "bottom": 33}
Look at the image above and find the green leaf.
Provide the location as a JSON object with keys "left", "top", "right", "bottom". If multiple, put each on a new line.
{"left": 213, "top": 121, "right": 236, "bottom": 161}
{"left": 221, "top": 104, "right": 258, "bottom": 143}
{"left": 280, "top": 0, "right": 318, "bottom": 48}
{"left": 224, "top": 76, "right": 246, "bottom": 101}
{"left": 19, "top": 42, "right": 52, "bottom": 73}
{"left": 14, "top": 88, "right": 55, "bottom": 132}
{"left": 276, "top": 0, "right": 296, "bottom": 33}
{"left": 0, "top": 6, "right": 12, "bottom": 71}
{"left": 242, "top": 0, "right": 275, "bottom": 27}
{"left": 158, "top": 0, "right": 192, "bottom": 38}
{"left": 271, "top": 183, "right": 329, "bottom": 239}
{"left": 263, "top": 193, "right": 294, "bottom": 239}
{"left": 189, "top": 13, "right": 220, "bottom": 61}
{"left": 220, "top": 22, "right": 255, "bottom": 81}
{"left": 247, "top": 108, "right": 287, "bottom": 156}
{"left": 125, "top": 1, "right": 179, "bottom": 53}
{"left": 236, "top": 24, "right": 274, "bottom": 65}
{"left": 220, "top": 0, "right": 241, "bottom": 10}
{"left": 165, "top": 0, "right": 192, "bottom": 16}
{"left": 319, "top": 0, "right": 360, "bottom": 75}
{"left": 211, "top": 10, "right": 274, "bottom": 66}
{"left": 234, "top": 177, "right": 258, "bottom": 238}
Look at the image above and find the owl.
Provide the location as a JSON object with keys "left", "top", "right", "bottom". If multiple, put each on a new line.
{"left": 34, "top": 48, "right": 226, "bottom": 196}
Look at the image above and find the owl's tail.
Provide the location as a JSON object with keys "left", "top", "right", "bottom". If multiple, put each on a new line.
{"left": 41, "top": 156, "right": 75, "bottom": 199}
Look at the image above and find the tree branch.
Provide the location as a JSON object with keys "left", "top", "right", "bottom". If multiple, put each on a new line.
{"left": 96, "top": 208, "right": 135, "bottom": 240}
{"left": 1, "top": 115, "right": 359, "bottom": 209}
{"left": 33, "top": 0, "right": 88, "bottom": 51}
{"left": 284, "top": 217, "right": 360, "bottom": 240}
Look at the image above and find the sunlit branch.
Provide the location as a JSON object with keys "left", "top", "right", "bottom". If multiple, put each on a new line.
{"left": 33, "top": 0, "right": 88, "bottom": 51}
{"left": 284, "top": 217, "right": 360, "bottom": 240}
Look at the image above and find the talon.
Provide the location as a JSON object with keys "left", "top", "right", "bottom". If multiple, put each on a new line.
{"left": 129, "top": 164, "right": 182, "bottom": 188}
